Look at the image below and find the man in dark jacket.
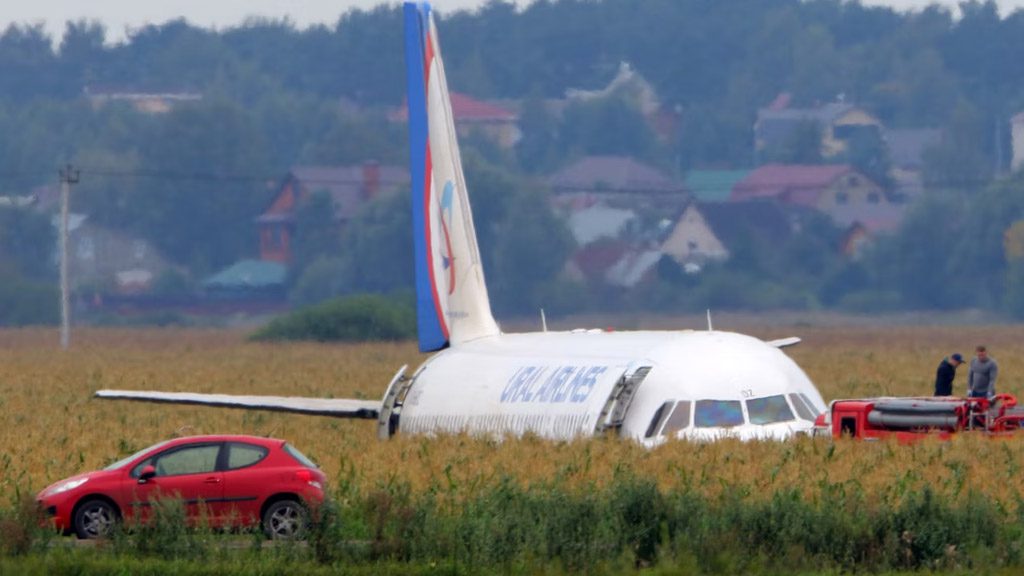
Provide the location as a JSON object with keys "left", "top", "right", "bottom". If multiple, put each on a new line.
{"left": 934, "top": 353, "right": 964, "bottom": 396}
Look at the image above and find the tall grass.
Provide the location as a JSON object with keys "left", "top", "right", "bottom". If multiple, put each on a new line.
{"left": 4, "top": 325, "right": 1024, "bottom": 572}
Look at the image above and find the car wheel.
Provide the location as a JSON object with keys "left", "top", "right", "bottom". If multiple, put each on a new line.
{"left": 262, "top": 499, "right": 308, "bottom": 540}
{"left": 73, "top": 498, "right": 119, "bottom": 539}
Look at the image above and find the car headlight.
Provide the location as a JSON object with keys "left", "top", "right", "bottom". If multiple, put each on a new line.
{"left": 46, "top": 477, "right": 89, "bottom": 496}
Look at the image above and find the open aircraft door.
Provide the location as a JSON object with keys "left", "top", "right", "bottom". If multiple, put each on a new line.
{"left": 594, "top": 366, "right": 651, "bottom": 435}
{"left": 377, "top": 365, "right": 411, "bottom": 440}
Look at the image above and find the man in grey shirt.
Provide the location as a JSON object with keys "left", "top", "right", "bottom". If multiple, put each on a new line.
{"left": 968, "top": 345, "right": 998, "bottom": 398}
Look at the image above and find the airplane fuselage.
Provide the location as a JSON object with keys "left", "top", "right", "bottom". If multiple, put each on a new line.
{"left": 395, "top": 329, "right": 825, "bottom": 443}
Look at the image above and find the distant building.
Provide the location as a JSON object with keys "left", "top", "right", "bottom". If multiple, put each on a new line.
{"left": 202, "top": 259, "right": 287, "bottom": 300}
{"left": 392, "top": 91, "right": 521, "bottom": 148}
{"left": 55, "top": 214, "right": 177, "bottom": 295}
{"left": 755, "top": 94, "right": 882, "bottom": 161}
{"left": 732, "top": 164, "right": 895, "bottom": 226}
{"left": 84, "top": 86, "right": 202, "bottom": 114}
{"left": 732, "top": 164, "right": 903, "bottom": 256}
{"left": 256, "top": 163, "right": 409, "bottom": 264}
{"left": 547, "top": 155, "right": 687, "bottom": 210}
{"left": 659, "top": 204, "right": 729, "bottom": 266}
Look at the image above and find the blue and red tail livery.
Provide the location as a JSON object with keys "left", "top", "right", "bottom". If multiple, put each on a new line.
{"left": 404, "top": 2, "right": 499, "bottom": 352}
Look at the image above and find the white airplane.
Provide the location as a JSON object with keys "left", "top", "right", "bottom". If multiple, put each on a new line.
{"left": 97, "top": 1, "right": 827, "bottom": 444}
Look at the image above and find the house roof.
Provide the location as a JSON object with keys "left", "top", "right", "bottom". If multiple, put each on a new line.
{"left": 731, "top": 164, "right": 854, "bottom": 204}
{"left": 883, "top": 128, "right": 941, "bottom": 169}
{"left": 684, "top": 170, "right": 751, "bottom": 203}
{"left": 755, "top": 101, "right": 876, "bottom": 150}
{"left": 757, "top": 101, "right": 855, "bottom": 125}
{"left": 697, "top": 201, "right": 801, "bottom": 249}
{"left": 259, "top": 164, "right": 409, "bottom": 223}
{"left": 548, "top": 156, "right": 685, "bottom": 194}
{"left": 203, "top": 259, "right": 287, "bottom": 289}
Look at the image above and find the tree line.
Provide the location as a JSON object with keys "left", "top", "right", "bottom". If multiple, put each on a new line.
{"left": 2, "top": 0, "right": 1024, "bottom": 322}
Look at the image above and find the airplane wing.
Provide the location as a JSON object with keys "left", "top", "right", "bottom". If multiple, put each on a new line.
{"left": 94, "top": 390, "right": 380, "bottom": 419}
{"left": 766, "top": 337, "right": 801, "bottom": 349}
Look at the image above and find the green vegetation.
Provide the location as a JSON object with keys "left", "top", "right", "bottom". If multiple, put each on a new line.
{"left": 3, "top": 472, "right": 1024, "bottom": 574}
{"left": 250, "top": 294, "right": 415, "bottom": 342}
{"left": 5, "top": 1, "right": 1024, "bottom": 319}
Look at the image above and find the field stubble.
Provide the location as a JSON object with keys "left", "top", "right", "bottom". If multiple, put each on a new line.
{"left": 2, "top": 325, "right": 1024, "bottom": 509}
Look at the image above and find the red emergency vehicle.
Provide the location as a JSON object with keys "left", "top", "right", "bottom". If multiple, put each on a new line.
{"left": 814, "top": 394, "right": 1024, "bottom": 441}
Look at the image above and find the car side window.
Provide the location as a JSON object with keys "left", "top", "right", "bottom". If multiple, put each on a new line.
{"left": 131, "top": 458, "right": 153, "bottom": 478}
{"left": 226, "top": 443, "right": 268, "bottom": 470}
{"left": 151, "top": 444, "right": 221, "bottom": 477}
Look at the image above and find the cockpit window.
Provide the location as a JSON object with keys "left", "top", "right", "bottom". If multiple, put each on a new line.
{"left": 645, "top": 401, "right": 673, "bottom": 438}
{"left": 660, "top": 401, "right": 692, "bottom": 436}
{"left": 694, "top": 400, "right": 744, "bottom": 428}
{"left": 745, "top": 395, "right": 795, "bottom": 425}
{"left": 799, "top": 393, "right": 821, "bottom": 417}
{"left": 788, "top": 393, "right": 817, "bottom": 421}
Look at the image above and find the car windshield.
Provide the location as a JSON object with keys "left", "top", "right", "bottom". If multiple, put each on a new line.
{"left": 103, "top": 439, "right": 175, "bottom": 471}
{"left": 283, "top": 443, "right": 318, "bottom": 468}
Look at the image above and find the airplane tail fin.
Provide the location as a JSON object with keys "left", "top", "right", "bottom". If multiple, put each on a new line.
{"left": 404, "top": 2, "right": 500, "bottom": 352}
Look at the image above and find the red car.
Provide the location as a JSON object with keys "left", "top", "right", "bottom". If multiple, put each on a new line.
{"left": 36, "top": 435, "right": 326, "bottom": 539}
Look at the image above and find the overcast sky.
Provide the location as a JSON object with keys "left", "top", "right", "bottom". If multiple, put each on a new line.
{"left": 4, "top": 0, "right": 1024, "bottom": 45}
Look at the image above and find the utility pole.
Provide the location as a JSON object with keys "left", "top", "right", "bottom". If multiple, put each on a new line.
{"left": 59, "top": 164, "right": 79, "bottom": 350}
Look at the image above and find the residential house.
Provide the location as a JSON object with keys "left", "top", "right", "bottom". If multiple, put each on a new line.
{"left": 659, "top": 204, "right": 729, "bottom": 266}
{"left": 547, "top": 155, "right": 687, "bottom": 210}
{"left": 256, "top": 163, "right": 409, "bottom": 264}
{"left": 755, "top": 94, "right": 882, "bottom": 161}
{"left": 392, "top": 91, "right": 521, "bottom": 148}
{"left": 732, "top": 164, "right": 886, "bottom": 223}
{"left": 732, "top": 164, "right": 904, "bottom": 253}
{"left": 659, "top": 200, "right": 818, "bottom": 267}
{"left": 57, "top": 214, "right": 176, "bottom": 295}
{"left": 587, "top": 201, "right": 813, "bottom": 288}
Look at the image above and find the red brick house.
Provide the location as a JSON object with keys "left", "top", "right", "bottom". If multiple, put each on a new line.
{"left": 256, "top": 163, "right": 409, "bottom": 264}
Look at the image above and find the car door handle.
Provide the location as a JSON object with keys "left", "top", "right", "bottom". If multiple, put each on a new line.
{"left": 204, "top": 477, "right": 221, "bottom": 484}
